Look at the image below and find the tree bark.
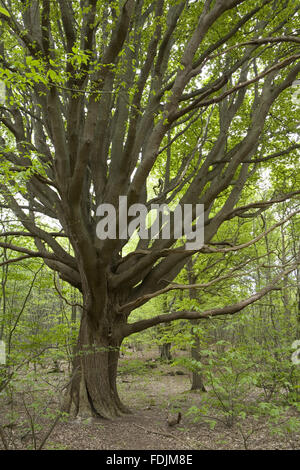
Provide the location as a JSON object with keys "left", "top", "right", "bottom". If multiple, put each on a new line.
{"left": 186, "top": 260, "right": 206, "bottom": 392}
{"left": 63, "top": 311, "right": 130, "bottom": 419}
{"left": 159, "top": 342, "right": 172, "bottom": 361}
{"left": 190, "top": 330, "right": 206, "bottom": 392}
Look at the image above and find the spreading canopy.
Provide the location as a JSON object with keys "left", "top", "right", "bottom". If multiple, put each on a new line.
{"left": 0, "top": 0, "right": 299, "bottom": 332}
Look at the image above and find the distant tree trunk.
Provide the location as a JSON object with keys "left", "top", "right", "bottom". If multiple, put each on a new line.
{"left": 280, "top": 219, "right": 291, "bottom": 319}
{"left": 190, "top": 324, "right": 206, "bottom": 392}
{"left": 0, "top": 243, "right": 8, "bottom": 341}
{"left": 158, "top": 302, "right": 173, "bottom": 360}
{"left": 159, "top": 342, "right": 172, "bottom": 361}
{"left": 187, "top": 259, "right": 206, "bottom": 392}
{"left": 71, "top": 304, "right": 77, "bottom": 324}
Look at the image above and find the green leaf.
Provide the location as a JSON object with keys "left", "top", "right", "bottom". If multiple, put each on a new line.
{"left": 0, "top": 6, "right": 10, "bottom": 17}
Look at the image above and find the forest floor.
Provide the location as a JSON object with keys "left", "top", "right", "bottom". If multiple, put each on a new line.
{"left": 0, "top": 347, "right": 299, "bottom": 450}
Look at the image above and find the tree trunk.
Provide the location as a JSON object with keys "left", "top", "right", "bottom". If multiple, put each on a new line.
{"left": 63, "top": 312, "right": 130, "bottom": 419}
{"left": 159, "top": 342, "right": 172, "bottom": 361}
{"left": 186, "top": 260, "right": 206, "bottom": 392}
{"left": 190, "top": 324, "right": 206, "bottom": 392}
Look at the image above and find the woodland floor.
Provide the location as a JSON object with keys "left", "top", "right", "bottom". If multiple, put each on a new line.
{"left": 0, "top": 348, "right": 299, "bottom": 450}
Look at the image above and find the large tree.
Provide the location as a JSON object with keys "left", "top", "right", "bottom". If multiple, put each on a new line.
{"left": 0, "top": 0, "right": 299, "bottom": 418}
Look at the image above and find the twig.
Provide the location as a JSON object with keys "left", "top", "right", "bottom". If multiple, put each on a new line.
{"left": 53, "top": 273, "right": 83, "bottom": 309}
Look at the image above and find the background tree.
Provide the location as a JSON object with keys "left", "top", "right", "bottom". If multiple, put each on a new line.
{"left": 0, "top": 0, "right": 299, "bottom": 418}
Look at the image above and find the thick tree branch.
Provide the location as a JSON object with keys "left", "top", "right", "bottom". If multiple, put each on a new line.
{"left": 122, "top": 259, "right": 299, "bottom": 337}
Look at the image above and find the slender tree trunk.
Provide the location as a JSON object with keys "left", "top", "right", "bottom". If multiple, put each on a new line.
{"left": 71, "top": 304, "right": 77, "bottom": 325}
{"left": 186, "top": 259, "right": 206, "bottom": 392}
{"left": 190, "top": 328, "right": 206, "bottom": 391}
{"left": 0, "top": 243, "right": 8, "bottom": 341}
{"left": 159, "top": 342, "right": 172, "bottom": 361}
{"left": 63, "top": 309, "right": 130, "bottom": 419}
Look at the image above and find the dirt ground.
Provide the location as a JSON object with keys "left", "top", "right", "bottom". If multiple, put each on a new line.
{"left": 1, "top": 349, "right": 299, "bottom": 450}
